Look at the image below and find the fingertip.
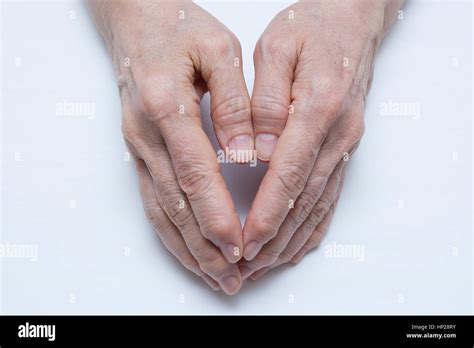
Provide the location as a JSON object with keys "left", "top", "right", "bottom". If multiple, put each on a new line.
{"left": 228, "top": 134, "right": 255, "bottom": 164}
{"left": 223, "top": 243, "right": 243, "bottom": 263}
{"left": 219, "top": 275, "right": 241, "bottom": 295}
{"left": 256, "top": 133, "right": 278, "bottom": 161}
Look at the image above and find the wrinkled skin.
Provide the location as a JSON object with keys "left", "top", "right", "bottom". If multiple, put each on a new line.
{"left": 87, "top": 0, "right": 256, "bottom": 295}
{"left": 87, "top": 0, "right": 403, "bottom": 293}
{"left": 239, "top": 0, "right": 404, "bottom": 280}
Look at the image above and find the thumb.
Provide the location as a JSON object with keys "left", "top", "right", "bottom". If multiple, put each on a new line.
{"left": 251, "top": 36, "right": 295, "bottom": 161}
{"left": 200, "top": 34, "right": 254, "bottom": 163}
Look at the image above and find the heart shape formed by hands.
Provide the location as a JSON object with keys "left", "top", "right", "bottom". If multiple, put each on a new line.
{"left": 87, "top": 0, "right": 403, "bottom": 295}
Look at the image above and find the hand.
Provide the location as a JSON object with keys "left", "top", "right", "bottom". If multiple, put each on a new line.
{"left": 87, "top": 0, "right": 255, "bottom": 294}
{"left": 240, "top": 0, "right": 403, "bottom": 279}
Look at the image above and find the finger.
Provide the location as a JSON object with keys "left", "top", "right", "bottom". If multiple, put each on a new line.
{"left": 240, "top": 135, "right": 352, "bottom": 274}
{"left": 283, "top": 108, "right": 363, "bottom": 263}
{"left": 255, "top": 101, "right": 364, "bottom": 260}
{"left": 138, "top": 138, "right": 242, "bottom": 295}
{"left": 243, "top": 94, "right": 364, "bottom": 261}
{"left": 241, "top": 162, "right": 345, "bottom": 279}
{"left": 242, "top": 97, "right": 333, "bottom": 260}
{"left": 122, "top": 100, "right": 242, "bottom": 295}
{"left": 199, "top": 33, "right": 254, "bottom": 162}
{"left": 270, "top": 135, "right": 356, "bottom": 250}
{"left": 250, "top": 195, "right": 340, "bottom": 281}
{"left": 142, "top": 74, "right": 243, "bottom": 264}
{"left": 291, "top": 191, "right": 341, "bottom": 264}
{"left": 290, "top": 171, "right": 345, "bottom": 265}
{"left": 251, "top": 35, "right": 296, "bottom": 161}
{"left": 248, "top": 112, "right": 363, "bottom": 278}
{"left": 135, "top": 158, "right": 221, "bottom": 291}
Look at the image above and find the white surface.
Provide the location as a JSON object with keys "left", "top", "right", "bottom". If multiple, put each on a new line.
{"left": 1, "top": 0, "right": 472, "bottom": 314}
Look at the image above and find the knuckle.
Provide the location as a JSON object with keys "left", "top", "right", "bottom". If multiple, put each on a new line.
{"left": 287, "top": 191, "right": 318, "bottom": 228}
{"left": 143, "top": 201, "right": 158, "bottom": 223}
{"left": 212, "top": 95, "right": 251, "bottom": 126}
{"left": 179, "top": 254, "right": 199, "bottom": 274}
{"left": 328, "top": 201, "right": 337, "bottom": 216}
{"left": 253, "top": 218, "right": 278, "bottom": 242}
{"left": 319, "top": 75, "right": 349, "bottom": 98}
{"left": 352, "top": 119, "right": 365, "bottom": 141}
{"left": 298, "top": 189, "right": 320, "bottom": 215}
{"left": 293, "top": 99, "right": 334, "bottom": 144}
{"left": 308, "top": 198, "right": 331, "bottom": 226}
{"left": 271, "top": 163, "right": 309, "bottom": 197}
{"left": 307, "top": 230, "right": 325, "bottom": 250}
{"left": 205, "top": 31, "right": 237, "bottom": 55}
{"left": 340, "top": 118, "right": 365, "bottom": 149}
{"left": 121, "top": 115, "right": 140, "bottom": 142}
{"left": 251, "top": 93, "right": 289, "bottom": 122}
{"left": 176, "top": 165, "right": 216, "bottom": 198}
{"left": 144, "top": 203, "right": 167, "bottom": 232}
{"left": 256, "top": 34, "right": 286, "bottom": 57}
{"left": 302, "top": 78, "right": 347, "bottom": 121}
{"left": 161, "top": 192, "right": 194, "bottom": 228}
{"left": 301, "top": 224, "right": 316, "bottom": 242}
{"left": 279, "top": 248, "right": 294, "bottom": 264}
{"left": 136, "top": 75, "right": 176, "bottom": 120}
{"left": 201, "top": 218, "right": 235, "bottom": 243}
{"left": 315, "top": 98, "right": 342, "bottom": 122}
{"left": 257, "top": 248, "right": 280, "bottom": 266}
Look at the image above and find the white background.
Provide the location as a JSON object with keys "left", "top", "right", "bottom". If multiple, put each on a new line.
{"left": 1, "top": 0, "right": 472, "bottom": 314}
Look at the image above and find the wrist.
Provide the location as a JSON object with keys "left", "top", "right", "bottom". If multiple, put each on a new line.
{"left": 86, "top": 0, "right": 119, "bottom": 46}
{"left": 348, "top": 0, "right": 404, "bottom": 41}
{"left": 381, "top": 0, "right": 405, "bottom": 37}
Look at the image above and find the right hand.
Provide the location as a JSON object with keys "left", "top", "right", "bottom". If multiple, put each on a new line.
{"left": 239, "top": 0, "right": 402, "bottom": 279}
{"left": 87, "top": 0, "right": 255, "bottom": 295}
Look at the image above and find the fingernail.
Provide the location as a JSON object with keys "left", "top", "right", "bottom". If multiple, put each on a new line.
{"left": 250, "top": 266, "right": 270, "bottom": 281}
{"left": 244, "top": 241, "right": 263, "bottom": 260}
{"left": 224, "top": 243, "right": 241, "bottom": 263}
{"left": 256, "top": 133, "right": 278, "bottom": 161}
{"left": 290, "top": 247, "right": 308, "bottom": 264}
{"left": 228, "top": 135, "right": 254, "bottom": 163}
{"left": 220, "top": 275, "right": 241, "bottom": 295}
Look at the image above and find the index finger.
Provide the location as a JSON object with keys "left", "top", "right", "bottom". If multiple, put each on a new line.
{"left": 243, "top": 87, "right": 339, "bottom": 260}
{"left": 153, "top": 80, "right": 243, "bottom": 263}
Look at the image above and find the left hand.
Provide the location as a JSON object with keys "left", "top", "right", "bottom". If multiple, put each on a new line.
{"left": 87, "top": 0, "right": 254, "bottom": 294}
{"left": 240, "top": 0, "right": 403, "bottom": 279}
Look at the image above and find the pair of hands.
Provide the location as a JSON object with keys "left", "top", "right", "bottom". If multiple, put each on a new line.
{"left": 87, "top": 0, "right": 403, "bottom": 295}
